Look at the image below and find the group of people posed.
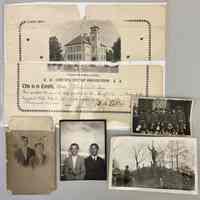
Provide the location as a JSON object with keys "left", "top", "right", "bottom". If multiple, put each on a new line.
{"left": 15, "top": 136, "right": 47, "bottom": 168}
{"left": 62, "top": 143, "right": 106, "bottom": 180}
{"left": 133, "top": 106, "right": 189, "bottom": 135}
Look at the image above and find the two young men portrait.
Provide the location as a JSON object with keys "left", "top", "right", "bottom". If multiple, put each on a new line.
{"left": 62, "top": 143, "right": 106, "bottom": 181}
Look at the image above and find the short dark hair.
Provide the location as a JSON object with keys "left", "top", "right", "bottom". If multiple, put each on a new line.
{"left": 90, "top": 143, "right": 99, "bottom": 150}
{"left": 35, "top": 142, "right": 44, "bottom": 149}
{"left": 21, "top": 136, "right": 28, "bottom": 141}
{"left": 70, "top": 143, "right": 79, "bottom": 150}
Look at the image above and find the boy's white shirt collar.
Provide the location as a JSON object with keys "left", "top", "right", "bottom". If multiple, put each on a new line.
{"left": 91, "top": 155, "right": 97, "bottom": 160}
{"left": 72, "top": 155, "right": 78, "bottom": 169}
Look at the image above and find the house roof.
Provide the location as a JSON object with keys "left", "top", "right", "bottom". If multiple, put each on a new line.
{"left": 64, "top": 33, "right": 109, "bottom": 49}
{"left": 64, "top": 34, "right": 90, "bottom": 46}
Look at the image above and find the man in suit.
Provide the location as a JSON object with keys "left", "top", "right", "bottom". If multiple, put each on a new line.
{"left": 85, "top": 143, "right": 106, "bottom": 180}
{"left": 15, "top": 136, "right": 35, "bottom": 167}
{"left": 30, "top": 142, "right": 47, "bottom": 168}
{"left": 63, "top": 143, "right": 86, "bottom": 180}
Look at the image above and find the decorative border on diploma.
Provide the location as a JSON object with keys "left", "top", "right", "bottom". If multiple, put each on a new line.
{"left": 18, "top": 20, "right": 45, "bottom": 61}
{"left": 17, "top": 19, "right": 152, "bottom": 113}
{"left": 124, "top": 19, "right": 152, "bottom": 96}
{"left": 18, "top": 19, "right": 152, "bottom": 62}
{"left": 124, "top": 19, "right": 151, "bottom": 61}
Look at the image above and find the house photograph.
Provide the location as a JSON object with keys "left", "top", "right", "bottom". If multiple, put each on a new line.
{"left": 49, "top": 20, "right": 121, "bottom": 62}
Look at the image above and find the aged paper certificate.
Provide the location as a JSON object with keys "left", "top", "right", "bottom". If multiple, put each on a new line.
{"left": 4, "top": 3, "right": 166, "bottom": 129}
{"left": 6, "top": 117, "right": 56, "bottom": 194}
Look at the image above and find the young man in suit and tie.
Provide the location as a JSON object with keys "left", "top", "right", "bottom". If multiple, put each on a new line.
{"left": 15, "top": 136, "right": 35, "bottom": 167}
{"left": 85, "top": 143, "right": 106, "bottom": 180}
{"left": 63, "top": 143, "right": 86, "bottom": 180}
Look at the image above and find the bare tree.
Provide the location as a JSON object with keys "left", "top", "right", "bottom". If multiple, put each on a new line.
{"left": 148, "top": 141, "right": 158, "bottom": 167}
{"left": 166, "top": 140, "right": 189, "bottom": 171}
{"left": 112, "top": 158, "right": 119, "bottom": 169}
{"left": 112, "top": 140, "right": 123, "bottom": 169}
{"left": 112, "top": 37, "right": 121, "bottom": 62}
{"left": 49, "top": 36, "right": 63, "bottom": 61}
{"left": 174, "top": 141, "right": 189, "bottom": 171}
{"left": 133, "top": 144, "right": 147, "bottom": 170}
{"left": 166, "top": 141, "right": 175, "bottom": 169}
{"left": 147, "top": 142, "right": 169, "bottom": 168}
{"left": 156, "top": 143, "right": 167, "bottom": 167}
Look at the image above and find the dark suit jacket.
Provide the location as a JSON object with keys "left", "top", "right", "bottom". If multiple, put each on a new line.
{"left": 85, "top": 156, "right": 106, "bottom": 180}
{"left": 30, "top": 154, "right": 47, "bottom": 168}
{"left": 63, "top": 155, "right": 86, "bottom": 180}
{"left": 15, "top": 147, "right": 35, "bottom": 166}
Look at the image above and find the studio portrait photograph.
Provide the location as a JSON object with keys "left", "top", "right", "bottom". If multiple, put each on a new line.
{"left": 132, "top": 98, "right": 192, "bottom": 136}
{"left": 60, "top": 120, "right": 107, "bottom": 181}
{"left": 14, "top": 136, "right": 47, "bottom": 168}
{"left": 6, "top": 131, "right": 56, "bottom": 194}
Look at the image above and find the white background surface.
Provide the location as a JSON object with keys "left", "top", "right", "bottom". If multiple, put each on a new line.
{"left": 1, "top": 0, "right": 200, "bottom": 200}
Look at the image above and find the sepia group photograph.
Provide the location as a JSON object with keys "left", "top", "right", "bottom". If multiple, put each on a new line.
{"left": 109, "top": 136, "right": 198, "bottom": 194}
{"left": 60, "top": 120, "right": 107, "bottom": 181}
{"left": 132, "top": 97, "right": 192, "bottom": 136}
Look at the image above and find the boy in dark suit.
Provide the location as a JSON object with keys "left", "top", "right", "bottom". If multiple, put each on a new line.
{"left": 15, "top": 136, "right": 35, "bottom": 167}
{"left": 85, "top": 143, "right": 106, "bottom": 180}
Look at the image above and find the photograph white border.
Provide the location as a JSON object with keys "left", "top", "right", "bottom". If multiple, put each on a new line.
{"left": 130, "top": 96, "right": 193, "bottom": 136}
{"left": 109, "top": 136, "right": 198, "bottom": 195}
